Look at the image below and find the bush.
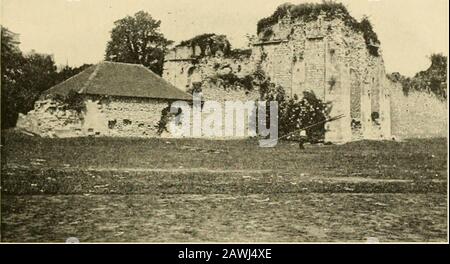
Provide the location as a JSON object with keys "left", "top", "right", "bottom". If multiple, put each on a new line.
{"left": 177, "top": 33, "right": 231, "bottom": 58}
{"left": 357, "top": 16, "right": 380, "bottom": 56}
{"left": 227, "top": 48, "right": 252, "bottom": 59}
{"left": 51, "top": 90, "right": 86, "bottom": 113}
{"left": 260, "top": 80, "right": 330, "bottom": 143}
{"left": 210, "top": 72, "right": 255, "bottom": 91}
{"left": 177, "top": 34, "right": 252, "bottom": 60}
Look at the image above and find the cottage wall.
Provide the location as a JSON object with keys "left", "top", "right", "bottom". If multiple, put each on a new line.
{"left": 17, "top": 97, "right": 170, "bottom": 138}
{"left": 84, "top": 96, "right": 169, "bottom": 137}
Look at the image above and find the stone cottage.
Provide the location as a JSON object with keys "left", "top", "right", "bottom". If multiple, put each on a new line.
{"left": 16, "top": 61, "right": 191, "bottom": 138}
{"left": 162, "top": 3, "right": 393, "bottom": 143}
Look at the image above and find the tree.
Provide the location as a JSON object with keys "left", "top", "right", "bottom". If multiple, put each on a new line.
{"left": 55, "top": 63, "right": 92, "bottom": 84}
{"left": 1, "top": 26, "right": 25, "bottom": 128}
{"left": 1, "top": 26, "right": 61, "bottom": 128}
{"left": 105, "top": 11, "right": 173, "bottom": 75}
{"left": 18, "top": 51, "right": 59, "bottom": 110}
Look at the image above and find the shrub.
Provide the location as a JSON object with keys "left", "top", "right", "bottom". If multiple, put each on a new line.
{"left": 211, "top": 72, "right": 255, "bottom": 91}
{"left": 227, "top": 48, "right": 252, "bottom": 59}
{"left": 240, "top": 75, "right": 254, "bottom": 91}
{"left": 51, "top": 90, "right": 86, "bottom": 113}
{"left": 260, "top": 51, "right": 268, "bottom": 61}
{"left": 155, "top": 106, "right": 171, "bottom": 135}
{"left": 177, "top": 33, "right": 231, "bottom": 58}
{"left": 261, "top": 28, "right": 274, "bottom": 41}
{"left": 253, "top": 66, "right": 266, "bottom": 83}
{"left": 357, "top": 16, "right": 380, "bottom": 56}
{"left": 177, "top": 34, "right": 253, "bottom": 60}
{"left": 260, "top": 80, "right": 330, "bottom": 143}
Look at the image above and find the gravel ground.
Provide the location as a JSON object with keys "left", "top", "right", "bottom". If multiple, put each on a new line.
{"left": 1, "top": 193, "right": 446, "bottom": 242}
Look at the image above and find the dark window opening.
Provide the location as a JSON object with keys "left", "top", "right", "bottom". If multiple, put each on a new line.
{"left": 108, "top": 119, "right": 117, "bottom": 129}
{"left": 371, "top": 112, "right": 380, "bottom": 125}
{"left": 123, "top": 119, "right": 132, "bottom": 126}
{"left": 351, "top": 119, "right": 362, "bottom": 130}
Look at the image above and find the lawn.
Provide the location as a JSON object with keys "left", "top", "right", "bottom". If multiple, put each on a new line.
{"left": 0, "top": 130, "right": 448, "bottom": 242}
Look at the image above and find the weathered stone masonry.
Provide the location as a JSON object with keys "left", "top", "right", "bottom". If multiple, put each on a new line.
{"left": 17, "top": 96, "right": 170, "bottom": 138}
{"left": 163, "top": 13, "right": 393, "bottom": 143}
{"left": 252, "top": 13, "right": 392, "bottom": 143}
{"left": 163, "top": 46, "right": 256, "bottom": 93}
{"left": 16, "top": 61, "right": 192, "bottom": 138}
{"left": 85, "top": 96, "right": 170, "bottom": 137}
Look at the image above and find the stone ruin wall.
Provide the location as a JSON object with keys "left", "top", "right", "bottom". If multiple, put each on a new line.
{"left": 16, "top": 99, "right": 85, "bottom": 138}
{"left": 162, "top": 14, "right": 395, "bottom": 143}
{"left": 21, "top": 14, "right": 444, "bottom": 141}
{"left": 163, "top": 45, "right": 263, "bottom": 138}
{"left": 253, "top": 16, "right": 392, "bottom": 142}
{"left": 163, "top": 60, "right": 197, "bottom": 92}
{"left": 196, "top": 86, "right": 260, "bottom": 139}
{"left": 389, "top": 82, "right": 448, "bottom": 139}
{"left": 163, "top": 53, "right": 257, "bottom": 93}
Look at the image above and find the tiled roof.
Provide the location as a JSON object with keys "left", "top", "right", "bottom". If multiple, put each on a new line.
{"left": 42, "top": 61, "right": 191, "bottom": 101}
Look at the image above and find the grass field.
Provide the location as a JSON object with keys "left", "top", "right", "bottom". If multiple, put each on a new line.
{"left": 1, "top": 130, "right": 448, "bottom": 242}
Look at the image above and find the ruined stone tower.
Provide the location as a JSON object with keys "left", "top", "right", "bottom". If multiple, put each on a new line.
{"left": 252, "top": 3, "right": 392, "bottom": 143}
{"left": 163, "top": 3, "right": 392, "bottom": 143}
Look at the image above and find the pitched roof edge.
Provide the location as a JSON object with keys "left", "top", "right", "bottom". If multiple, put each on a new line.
{"left": 79, "top": 63, "right": 102, "bottom": 94}
{"left": 39, "top": 64, "right": 96, "bottom": 98}
{"left": 42, "top": 61, "right": 192, "bottom": 101}
{"left": 138, "top": 63, "right": 193, "bottom": 100}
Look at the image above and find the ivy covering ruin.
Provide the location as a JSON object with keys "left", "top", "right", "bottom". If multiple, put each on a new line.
{"left": 387, "top": 53, "right": 448, "bottom": 99}
{"left": 176, "top": 33, "right": 252, "bottom": 59}
{"left": 256, "top": 2, "right": 381, "bottom": 56}
{"left": 49, "top": 90, "right": 86, "bottom": 113}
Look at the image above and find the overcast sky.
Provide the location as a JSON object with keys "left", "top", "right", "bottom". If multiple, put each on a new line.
{"left": 1, "top": 0, "right": 448, "bottom": 76}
